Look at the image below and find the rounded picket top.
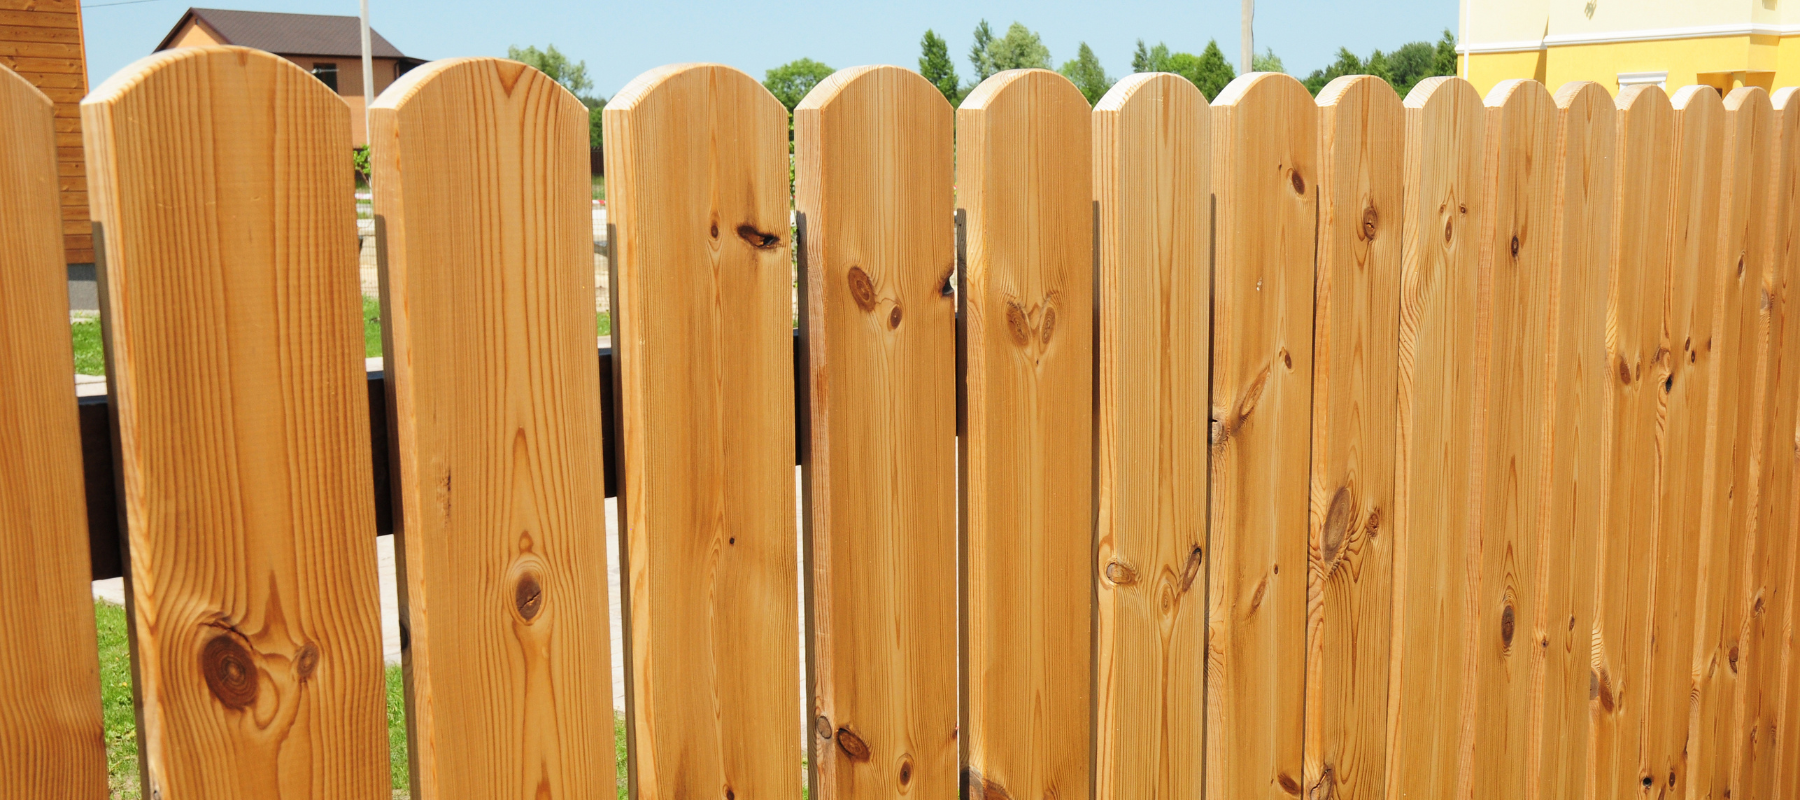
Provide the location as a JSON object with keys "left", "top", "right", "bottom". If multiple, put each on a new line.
{"left": 1672, "top": 82, "right": 1726, "bottom": 115}
{"left": 1316, "top": 73, "right": 1400, "bottom": 110}
{"left": 608, "top": 61, "right": 784, "bottom": 119}
{"left": 1212, "top": 69, "right": 1312, "bottom": 109}
{"left": 1096, "top": 70, "right": 1208, "bottom": 113}
{"left": 1724, "top": 83, "right": 1774, "bottom": 116}
{"left": 796, "top": 63, "right": 950, "bottom": 117}
{"left": 86, "top": 45, "right": 347, "bottom": 130}
{"left": 0, "top": 62, "right": 51, "bottom": 112}
{"left": 370, "top": 55, "right": 587, "bottom": 121}
{"left": 960, "top": 67, "right": 1086, "bottom": 113}
{"left": 1485, "top": 77, "right": 1555, "bottom": 111}
{"left": 1776, "top": 85, "right": 1800, "bottom": 113}
{"left": 1618, "top": 81, "right": 1673, "bottom": 116}
{"left": 1403, "top": 75, "right": 1478, "bottom": 110}
{"left": 1553, "top": 80, "right": 1613, "bottom": 111}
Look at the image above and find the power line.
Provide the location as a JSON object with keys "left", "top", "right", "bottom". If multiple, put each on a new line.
{"left": 83, "top": 0, "right": 168, "bottom": 8}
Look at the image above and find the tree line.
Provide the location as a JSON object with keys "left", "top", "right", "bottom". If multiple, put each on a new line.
{"left": 501, "top": 26, "right": 1464, "bottom": 150}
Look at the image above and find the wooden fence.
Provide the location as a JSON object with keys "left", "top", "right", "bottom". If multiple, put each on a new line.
{"left": 0, "top": 44, "right": 1797, "bottom": 800}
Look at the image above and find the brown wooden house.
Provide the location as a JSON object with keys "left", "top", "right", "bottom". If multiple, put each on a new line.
{"left": 156, "top": 7, "right": 425, "bottom": 147}
{"left": 1, "top": 0, "right": 93, "bottom": 265}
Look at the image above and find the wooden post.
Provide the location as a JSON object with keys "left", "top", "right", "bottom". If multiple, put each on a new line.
{"left": 1304, "top": 74, "right": 1403, "bottom": 800}
{"left": 1691, "top": 86, "right": 1776, "bottom": 800}
{"left": 604, "top": 62, "right": 800, "bottom": 800}
{"left": 957, "top": 67, "right": 1093, "bottom": 800}
{"left": 1588, "top": 83, "right": 1677, "bottom": 800}
{"left": 82, "top": 46, "right": 387, "bottom": 798}
{"left": 1091, "top": 71, "right": 1210, "bottom": 800}
{"left": 794, "top": 65, "right": 958, "bottom": 800}
{"left": 0, "top": 62, "right": 105, "bottom": 800}
{"left": 1206, "top": 71, "right": 1315, "bottom": 800}
{"left": 1533, "top": 79, "right": 1612, "bottom": 800}
{"left": 1386, "top": 75, "right": 1484, "bottom": 800}
{"left": 368, "top": 57, "right": 616, "bottom": 800}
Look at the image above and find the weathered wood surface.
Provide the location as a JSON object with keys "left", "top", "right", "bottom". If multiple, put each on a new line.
{"left": 957, "top": 67, "right": 1093, "bottom": 800}
{"left": 1206, "top": 71, "right": 1315, "bottom": 800}
{"left": 1588, "top": 83, "right": 1677, "bottom": 800}
{"left": 1643, "top": 85, "right": 1727, "bottom": 800}
{"left": 794, "top": 64, "right": 958, "bottom": 800}
{"left": 1692, "top": 86, "right": 1776, "bottom": 800}
{"left": 1091, "top": 71, "right": 1210, "bottom": 800}
{"left": 0, "top": 62, "right": 105, "bottom": 800}
{"left": 1387, "top": 75, "right": 1485, "bottom": 800}
{"left": 1533, "top": 79, "right": 1611, "bottom": 800}
{"left": 369, "top": 57, "right": 615, "bottom": 800}
{"left": 1303, "top": 74, "right": 1402, "bottom": 800}
{"left": 82, "top": 46, "right": 387, "bottom": 798}
{"left": 604, "top": 62, "right": 800, "bottom": 800}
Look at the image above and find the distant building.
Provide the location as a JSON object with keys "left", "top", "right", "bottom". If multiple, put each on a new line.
{"left": 155, "top": 8, "right": 425, "bottom": 145}
{"left": 1459, "top": 0, "right": 1797, "bottom": 96}
{"left": 1, "top": 1, "right": 94, "bottom": 265}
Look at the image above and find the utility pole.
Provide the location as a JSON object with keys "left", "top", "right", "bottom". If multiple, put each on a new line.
{"left": 359, "top": 0, "right": 375, "bottom": 113}
{"left": 1241, "top": 0, "right": 1254, "bottom": 73}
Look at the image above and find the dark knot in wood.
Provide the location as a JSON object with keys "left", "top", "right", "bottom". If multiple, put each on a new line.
{"left": 515, "top": 572, "right": 545, "bottom": 622}
{"left": 736, "top": 224, "right": 780, "bottom": 250}
{"left": 201, "top": 634, "right": 259, "bottom": 711}
{"left": 835, "top": 726, "right": 871, "bottom": 761}
{"left": 847, "top": 267, "right": 879, "bottom": 312}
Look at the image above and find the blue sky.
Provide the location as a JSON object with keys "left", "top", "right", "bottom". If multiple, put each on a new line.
{"left": 82, "top": 0, "right": 1459, "bottom": 97}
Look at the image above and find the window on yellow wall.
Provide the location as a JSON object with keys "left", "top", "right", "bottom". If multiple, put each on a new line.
{"left": 312, "top": 62, "right": 339, "bottom": 93}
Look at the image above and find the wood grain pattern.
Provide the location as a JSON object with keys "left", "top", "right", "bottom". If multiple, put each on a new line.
{"left": 1756, "top": 86, "right": 1800, "bottom": 800}
{"left": 1387, "top": 75, "right": 1485, "bottom": 800}
{"left": 1744, "top": 86, "right": 1800, "bottom": 800}
{"left": 1304, "top": 74, "right": 1402, "bottom": 800}
{"left": 1206, "top": 71, "right": 1315, "bottom": 800}
{"left": 1691, "top": 86, "right": 1776, "bottom": 800}
{"left": 604, "top": 62, "right": 800, "bottom": 800}
{"left": 1587, "top": 84, "right": 1677, "bottom": 800}
{"left": 957, "top": 67, "right": 1093, "bottom": 800}
{"left": 1466, "top": 78, "right": 1558, "bottom": 800}
{"left": 794, "top": 65, "right": 958, "bottom": 800}
{"left": 82, "top": 46, "right": 387, "bottom": 798}
{"left": 369, "top": 57, "right": 615, "bottom": 800}
{"left": 0, "top": 0, "right": 86, "bottom": 264}
{"left": 1090, "top": 71, "right": 1210, "bottom": 800}
{"left": 1643, "top": 85, "right": 1727, "bottom": 800}
{"left": 1533, "top": 80, "right": 1611, "bottom": 800}
{"left": 0, "top": 62, "right": 105, "bottom": 800}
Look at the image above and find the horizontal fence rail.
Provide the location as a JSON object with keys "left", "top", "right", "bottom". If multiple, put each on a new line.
{"left": 1, "top": 46, "right": 1799, "bottom": 800}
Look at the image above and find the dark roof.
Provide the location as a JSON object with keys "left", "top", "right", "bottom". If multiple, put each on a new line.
{"left": 155, "top": 8, "right": 417, "bottom": 60}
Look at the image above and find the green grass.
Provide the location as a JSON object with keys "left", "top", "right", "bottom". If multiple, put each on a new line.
{"left": 71, "top": 314, "right": 105, "bottom": 375}
{"left": 593, "top": 174, "right": 606, "bottom": 202}
{"left": 363, "top": 296, "right": 385, "bottom": 359}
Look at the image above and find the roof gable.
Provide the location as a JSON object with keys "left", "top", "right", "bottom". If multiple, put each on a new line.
{"left": 156, "top": 8, "right": 414, "bottom": 60}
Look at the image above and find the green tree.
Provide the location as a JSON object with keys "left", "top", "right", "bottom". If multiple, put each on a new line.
{"left": 920, "top": 29, "right": 963, "bottom": 105}
{"left": 1299, "top": 30, "right": 1457, "bottom": 98}
{"left": 1059, "top": 42, "right": 1113, "bottom": 105}
{"left": 507, "top": 44, "right": 593, "bottom": 97}
{"left": 1434, "top": 29, "right": 1459, "bottom": 77}
{"left": 1191, "top": 40, "right": 1237, "bottom": 100}
{"left": 969, "top": 19, "right": 997, "bottom": 82}
{"left": 987, "top": 22, "right": 1052, "bottom": 73}
{"left": 508, "top": 45, "right": 604, "bottom": 147}
{"left": 1130, "top": 39, "right": 1171, "bottom": 73}
{"left": 1301, "top": 47, "right": 1365, "bottom": 94}
{"left": 764, "top": 58, "right": 835, "bottom": 112}
{"left": 1252, "top": 46, "right": 1285, "bottom": 74}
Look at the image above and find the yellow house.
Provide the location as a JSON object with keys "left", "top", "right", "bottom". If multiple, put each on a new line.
{"left": 1459, "top": 0, "right": 1799, "bottom": 96}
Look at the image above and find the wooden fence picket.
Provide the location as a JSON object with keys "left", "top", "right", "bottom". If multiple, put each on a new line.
{"left": 1645, "top": 85, "right": 1727, "bottom": 799}
{"left": 1746, "top": 85, "right": 1800, "bottom": 800}
{"left": 1205, "top": 71, "right": 1316, "bottom": 800}
{"left": 1303, "top": 74, "right": 1402, "bottom": 800}
{"left": 368, "top": 57, "right": 615, "bottom": 799}
{"left": 0, "top": 63, "right": 106, "bottom": 800}
{"left": 1535, "top": 80, "right": 1612, "bottom": 800}
{"left": 794, "top": 65, "right": 958, "bottom": 800}
{"left": 1465, "top": 78, "right": 1559, "bottom": 800}
{"left": 1692, "top": 86, "right": 1777, "bottom": 800}
{"left": 1589, "top": 83, "right": 1677, "bottom": 800}
{"left": 603, "top": 62, "right": 801, "bottom": 800}
{"left": 82, "top": 46, "right": 386, "bottom": 798}
{"left": 956, "top": 67, "right": 1094, "bottom": 800}
{"left": 1387, "top": 75, "right": 1484, "bottom": 800}
{"left": 1090, "top": 71, "right": 1210, "bottom": 800}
